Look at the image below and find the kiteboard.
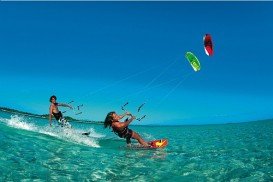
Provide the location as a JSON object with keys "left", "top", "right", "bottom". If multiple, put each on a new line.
{"left": 128, "top": 139, "right": 168, "bottom": 150}
{"left": 82, "top": 131, "right": 91, "bottom": 136}
{"left": 185, "top": 52, "right": 201, "bottom": 72}
{"left": 203, "top": 34, "right": 213, "bottom": 56}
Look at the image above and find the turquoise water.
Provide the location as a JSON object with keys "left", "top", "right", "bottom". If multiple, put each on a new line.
{"left": 1, "top": 111, "right": 273, "bottom": 181}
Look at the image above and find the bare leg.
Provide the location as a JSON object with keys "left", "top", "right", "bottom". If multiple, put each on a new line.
{"left": 131, "top": 131, "right": 149, "bottom": 147}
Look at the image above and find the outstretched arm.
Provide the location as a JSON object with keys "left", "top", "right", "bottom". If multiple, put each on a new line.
{"left": 57, "top": 103, "right": 73, "bottom": 109}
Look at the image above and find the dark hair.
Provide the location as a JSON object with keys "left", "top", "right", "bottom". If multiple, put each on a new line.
{"left": 104, "top": 111, "right": 115, "bottom": 129}
{"left": 49, "top": 95, "right": 57, "bottom": 102}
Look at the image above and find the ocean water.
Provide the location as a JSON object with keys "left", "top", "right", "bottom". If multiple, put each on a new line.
{"left": 0, "top": 111, "right": 273, "bottom": 181}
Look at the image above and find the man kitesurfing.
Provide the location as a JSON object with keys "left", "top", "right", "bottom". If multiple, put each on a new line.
{"left": 49, "top": 95, "right": 73, "bottom": 127}
{"left": 48, "top": 95, "right": 90, "bottom": 135}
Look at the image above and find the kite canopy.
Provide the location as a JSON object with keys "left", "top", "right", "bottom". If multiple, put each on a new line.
{"left": 185, "top": 52, "right": 201, "bottom": 72}
{"left": 203, "top": 34, "right": 213, "bottom": 56}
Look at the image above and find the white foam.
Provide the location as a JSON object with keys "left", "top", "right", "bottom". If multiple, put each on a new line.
{"left": 54, "top": 128, "right": 101, "bottom": 148}
{"left": 7, "top": 115, "right": 37, "bottom": 131}
{"left": 78, "top": 128, "right": 105, "bottom": 138}
{"left": 38, "top": 126, "right": 101, "bottom": 148}
{"left": 2, "top": 115, "right": 101, "bottom": 148}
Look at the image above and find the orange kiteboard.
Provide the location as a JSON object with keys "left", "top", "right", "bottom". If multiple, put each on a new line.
{"left": 128, "top": 139, "right": 168, "bottom": 150}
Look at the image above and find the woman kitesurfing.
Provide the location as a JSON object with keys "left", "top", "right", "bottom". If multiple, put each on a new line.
{"left": 104, "top": 111, "right": 150, "bottom": 147}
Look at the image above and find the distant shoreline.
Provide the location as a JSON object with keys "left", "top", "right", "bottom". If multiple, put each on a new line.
{"left": 0, "top": 106, "right": 103, "bottom": 125}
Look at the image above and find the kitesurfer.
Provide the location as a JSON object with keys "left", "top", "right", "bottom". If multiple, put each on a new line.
{"left": 104, "top": 111, "right": 149, "bottom": 147}
{"left": 49, "top": 95, "right": 73, "bottom": 127}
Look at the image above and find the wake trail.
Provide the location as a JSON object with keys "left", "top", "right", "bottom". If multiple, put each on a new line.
{"left": 0, "top": 115, "right": 104, "bottom": 148}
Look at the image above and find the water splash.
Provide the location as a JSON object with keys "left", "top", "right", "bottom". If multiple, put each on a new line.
{"left": 1, "top": 115, "right": 102, "bottom": 148}
{"left": 7, "top": 115, "right": 38, "bottom": 131}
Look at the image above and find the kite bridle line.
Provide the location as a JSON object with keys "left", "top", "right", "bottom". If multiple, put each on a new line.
{"left": 153, "top": 71, "right": 195, "bottom": 110}
{"left": 103, "top": 77, "right": 181, "bottom": 107}
{"left": 59, "top": 55, "right": 181, "bottom": 119}
{"left": 59, "top": 52, "right": 194, "bottom": 120}
{"left": 75, "top": 54, "right": 181, "bottom": 102}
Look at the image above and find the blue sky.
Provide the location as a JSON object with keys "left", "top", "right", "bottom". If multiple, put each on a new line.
{"left": 1, "top": 2, "right": 273, "bottom": 125}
